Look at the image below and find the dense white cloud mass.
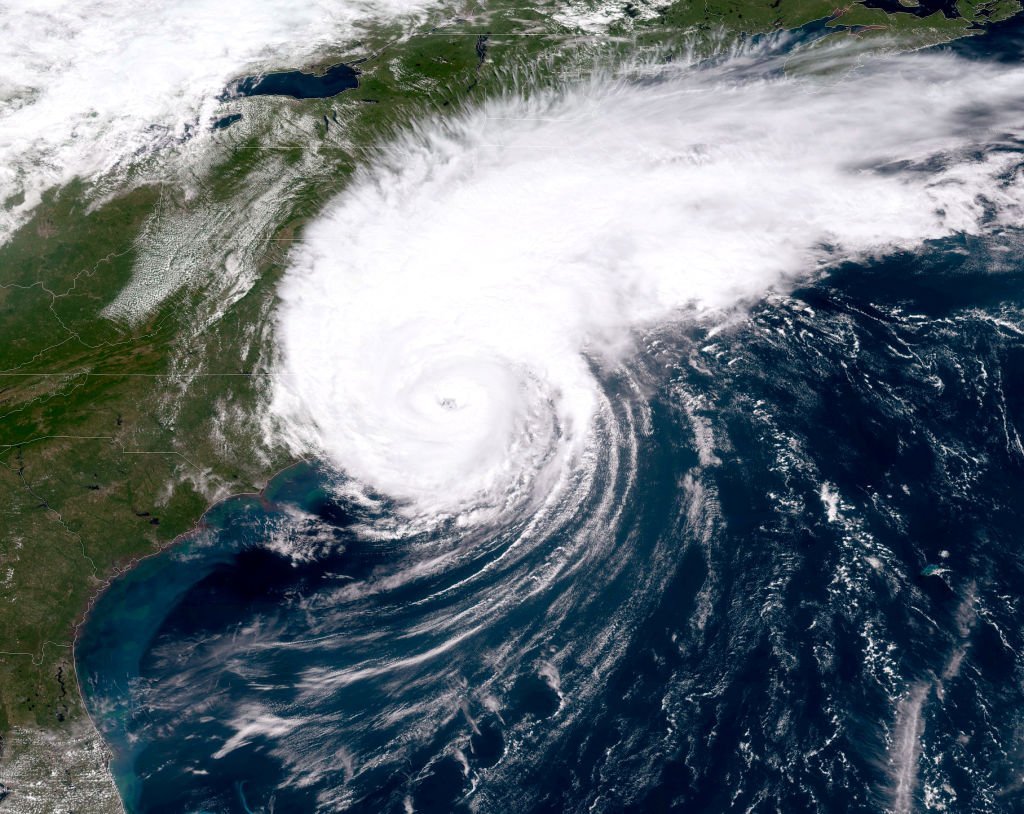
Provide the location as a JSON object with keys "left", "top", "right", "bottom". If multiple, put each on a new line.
{"left": 0, "top": 0, "right": 435, "bottom": 240}
{"left": 270, "top": 44, "right": 1024, "bottom": 520}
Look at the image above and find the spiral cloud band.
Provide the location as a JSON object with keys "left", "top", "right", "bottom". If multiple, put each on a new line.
{"left": 269, "top": 43, "right": 1024, "bottom": 521}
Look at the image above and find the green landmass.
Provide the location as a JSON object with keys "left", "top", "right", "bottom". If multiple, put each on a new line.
{"left": 0, "top": 0, "right": 1017, "bottom": 807}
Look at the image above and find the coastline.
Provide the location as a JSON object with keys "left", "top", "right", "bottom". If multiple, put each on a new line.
{"left": 67, "top": 456, "right": 308, "bottom": 811}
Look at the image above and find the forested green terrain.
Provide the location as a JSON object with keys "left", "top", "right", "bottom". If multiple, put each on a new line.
{"left": 0, "top": 0, "right": 1017, "bottom": 806}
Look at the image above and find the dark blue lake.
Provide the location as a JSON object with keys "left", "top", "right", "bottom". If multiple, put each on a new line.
{"left": 223, "top": 62, "right": 359, "bottom": 101}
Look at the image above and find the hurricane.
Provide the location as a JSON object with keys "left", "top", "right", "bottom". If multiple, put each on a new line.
{"left": 269, "top": 39, "right": 1024, "bottom": 523}
{"left": 77, "top": 26, "right": 1024, "bottom": 814}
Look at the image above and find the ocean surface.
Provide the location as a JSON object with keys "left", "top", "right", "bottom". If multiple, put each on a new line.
{"left": 77, "top": 21, "right": 1024, "bottom": 814}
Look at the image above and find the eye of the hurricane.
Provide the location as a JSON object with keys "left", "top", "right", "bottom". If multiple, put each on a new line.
{"left": 283, "top": 332, "right": 592, "bottom": 522}
{"left": 399, "top": 360, "right": 517, "bottom": 454}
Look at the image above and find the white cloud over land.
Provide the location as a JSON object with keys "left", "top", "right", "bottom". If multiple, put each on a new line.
{"left": 0, "top": 0, "right": 439, "bottom": 241}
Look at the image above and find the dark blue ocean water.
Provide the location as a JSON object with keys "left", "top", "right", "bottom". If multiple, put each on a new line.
{"left": 77, "top": 20, "right": 1024, "bottom": 814}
